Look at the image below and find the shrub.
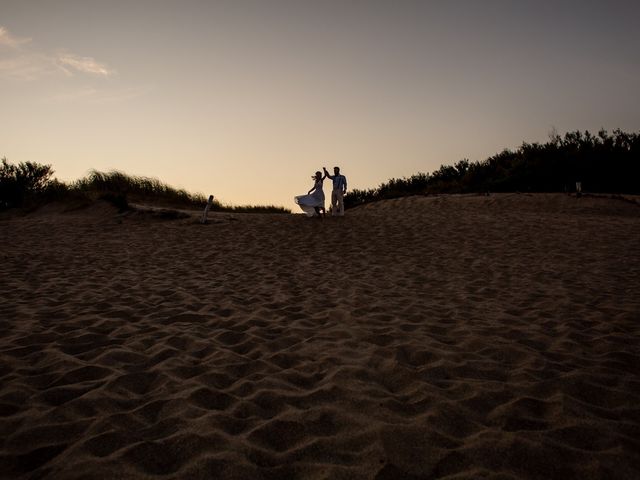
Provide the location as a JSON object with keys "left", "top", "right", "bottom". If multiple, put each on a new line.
{"left": 0, "top": 158, "right": 55, "bottom": 209}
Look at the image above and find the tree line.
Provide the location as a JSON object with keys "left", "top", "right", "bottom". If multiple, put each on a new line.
{"left": 344, "top": 129, "right": 640, "bottom": 209}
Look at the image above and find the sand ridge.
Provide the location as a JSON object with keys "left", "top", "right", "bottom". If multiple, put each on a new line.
{"left": 0, "top": 194, "right": 639, "bottom": 479}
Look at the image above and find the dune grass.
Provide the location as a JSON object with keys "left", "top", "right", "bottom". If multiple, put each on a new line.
{"left": 71, "top": 169, "right": 207, "bottom": 211}
{"left": 78, "top": 170, "right": 292, "bottom": 213}
{"left": 0, "top": 162, "right": 291, "bottom": 213}
{"left": 76, "top": 170, "right": 207, "bottom": 205}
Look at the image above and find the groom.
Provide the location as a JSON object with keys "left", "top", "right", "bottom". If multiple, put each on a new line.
{"left": 323, "top": 166, "right": 347, "bottom": 216}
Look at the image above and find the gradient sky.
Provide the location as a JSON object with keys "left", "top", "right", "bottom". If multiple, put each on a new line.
{"left": 2, "top": 1, "right": 639, "bottom": 208}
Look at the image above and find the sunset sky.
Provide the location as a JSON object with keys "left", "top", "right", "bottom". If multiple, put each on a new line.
{"left": 2, "top": 0, "right": 639, "bottom": 208}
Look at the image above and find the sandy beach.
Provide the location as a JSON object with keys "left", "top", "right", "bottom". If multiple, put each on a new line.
{"left": 1, "top": 193, "right": 639, "bottom": 479}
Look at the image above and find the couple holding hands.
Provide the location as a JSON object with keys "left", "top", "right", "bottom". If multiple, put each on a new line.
{"left": 295, "top": 166, "right": 347, "bottom": 218}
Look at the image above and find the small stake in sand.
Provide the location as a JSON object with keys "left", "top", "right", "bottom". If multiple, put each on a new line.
{"left": 576, "top": 181, "right": 582, "bottom": 198}
{"left": 201, "top": 195, "right": 214, "bottom": 224}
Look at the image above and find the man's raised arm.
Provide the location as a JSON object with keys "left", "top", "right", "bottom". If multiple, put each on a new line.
{"left": 323, "top": 167, "right": 334, "bottom": 179}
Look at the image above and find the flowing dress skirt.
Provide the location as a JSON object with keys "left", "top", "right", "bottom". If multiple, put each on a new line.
{"left": 294, "top": 191, "right": 324, "bottom": 216}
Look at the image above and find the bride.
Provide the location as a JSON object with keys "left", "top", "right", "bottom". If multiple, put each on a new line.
{"left": 295, "top": 171, "right": 326, "bottom": 217}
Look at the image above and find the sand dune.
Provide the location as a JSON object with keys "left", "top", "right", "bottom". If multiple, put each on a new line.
{"left": 1, "top": 193, "right": 639, "bottom": 479}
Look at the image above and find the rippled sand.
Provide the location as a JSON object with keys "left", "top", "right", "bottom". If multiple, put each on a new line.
{"left": 1, "top": 194, "right": 639, "bottom": 479}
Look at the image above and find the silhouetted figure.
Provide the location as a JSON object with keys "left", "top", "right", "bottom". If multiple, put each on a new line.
{"left": 323, "top": 166, "right": 347, "bottom": 216}
{"left": 294, "top": 171, "right": 326, "bottom": 218}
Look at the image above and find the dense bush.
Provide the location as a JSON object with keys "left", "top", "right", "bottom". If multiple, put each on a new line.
{"left": 345, "top": 129, "right": 640, "bottom": 209}
{"left": 0, "top": 158, "right": 56, "bottom": 209}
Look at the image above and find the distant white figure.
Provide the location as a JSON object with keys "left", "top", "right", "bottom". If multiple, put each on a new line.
{"left": 294, "top": 171, "right": 326, "bottom": 217}
{"left": 201, "top": 195, "right": 214, "bottom": 223}
{"left": 576, "top": 181, "right": 582, "bottom": 198}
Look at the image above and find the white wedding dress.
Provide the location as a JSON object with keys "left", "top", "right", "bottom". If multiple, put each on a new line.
{"left": 295, "top": 179, "right": 325, "bottom": 216}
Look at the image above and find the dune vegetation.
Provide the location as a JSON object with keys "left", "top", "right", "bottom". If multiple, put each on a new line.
{"left": 345, "top": 129, "right": 640, "bottom": 208}
{"left": 0, "top": 162, "right": 291, "bottom": 214}
{"left": 2, "top": 129, "right": 639, "bottom": 214}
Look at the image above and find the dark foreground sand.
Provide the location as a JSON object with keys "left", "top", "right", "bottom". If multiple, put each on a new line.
{"left": 0, "top": 194, "right": 639, "bottom": 479}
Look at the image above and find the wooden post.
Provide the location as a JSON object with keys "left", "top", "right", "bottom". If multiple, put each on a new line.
{"left": 201, "top": 195, "right": 214, "bottom": 223}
